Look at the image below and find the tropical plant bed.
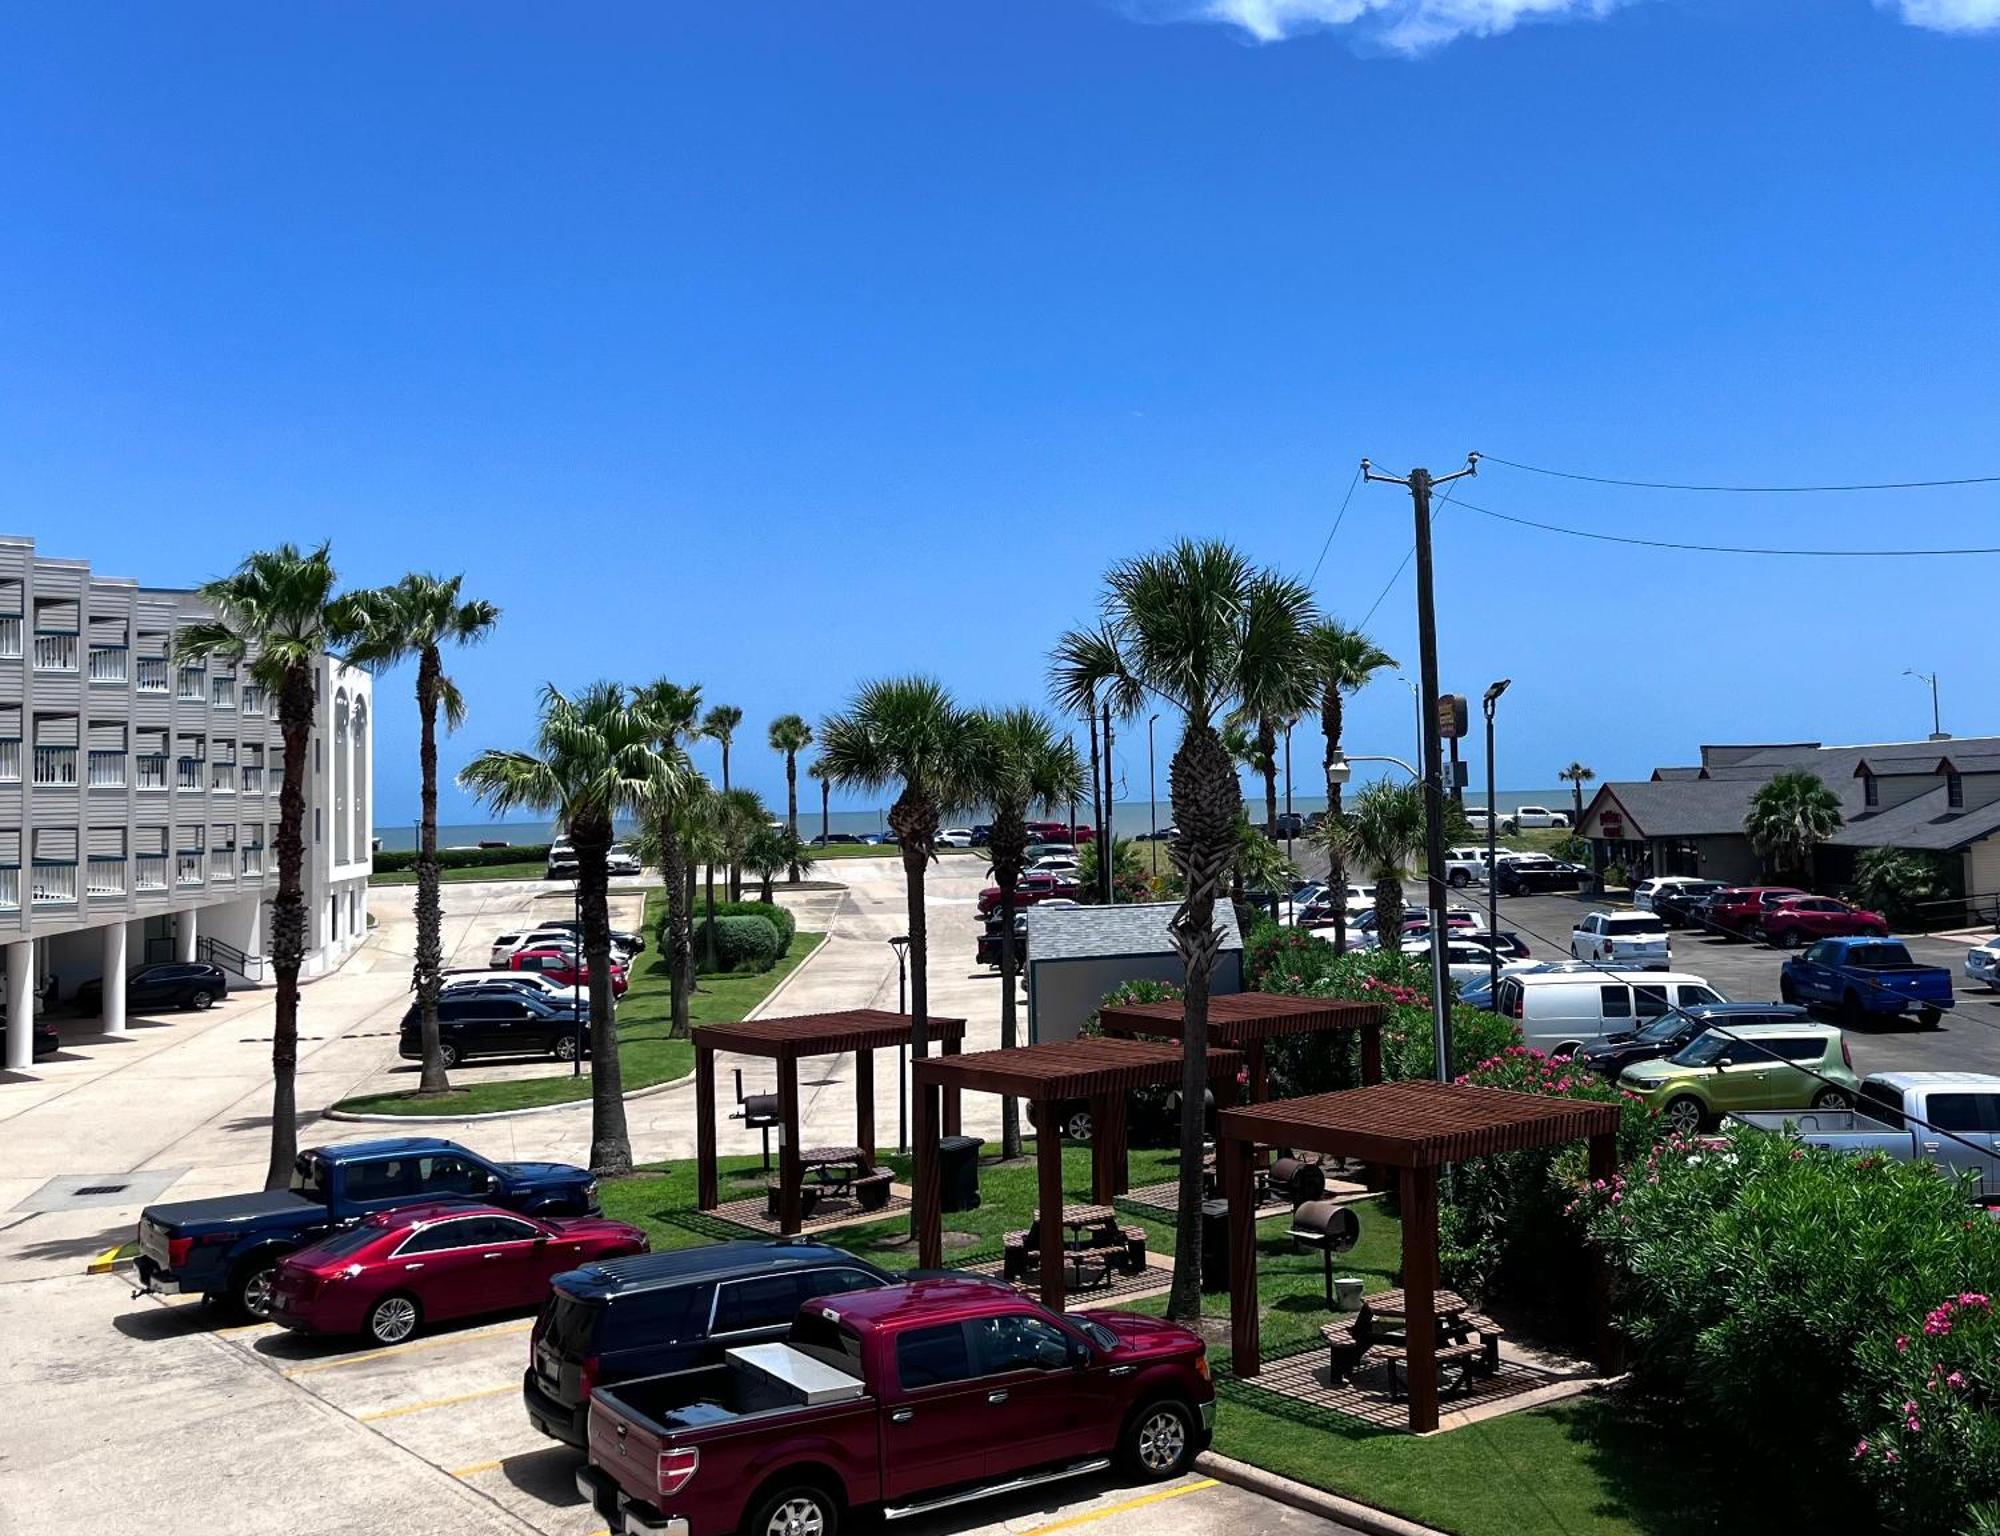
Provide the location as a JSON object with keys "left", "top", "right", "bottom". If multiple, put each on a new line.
{"left": 332, "top": 890, "right": 820, "bottom": 1116}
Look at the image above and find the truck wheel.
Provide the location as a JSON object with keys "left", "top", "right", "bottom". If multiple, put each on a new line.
{"left": 1120, "top": 1398, "right": 1196, "bottom": 1480}
{"left": 744, "top": 1481, "right": 839, "bottom": 1536}
{"left": 1917, "top": 1007, "right": 1942, "bottom": 1028}
{"left": 1063, "top": 1108, "right": 1095, "bottom": 1143}
{"left": 438, "top": 1040, "right": 460, "bottom": 1069}
{"left": 1449, "top": 870, "right": 1469, "bottom": 889}
{"left": 366, "top": 1293, "right": 422, "bottom": 1345}
{"left": 233, "top": 1260, "right": 278, "bottom": 1320}
{"left": 552, "top": 1033, "right": 579, "bottom": 1061}
{"left": 1813, "top": 1088, "right": 1852, "bottom": 1110}
{"left": 1842, "top": 993, "right": 1865, "bottom": 1032}
{"left": 1779, "top": 976, "right": 1798, "bottom": 1004}
{"left": 1663, "top": 1096, "right": 1706, "bottom": 1136}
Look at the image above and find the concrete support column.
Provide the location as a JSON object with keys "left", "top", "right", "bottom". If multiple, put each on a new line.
{"left": 175, "top": 908, "right": 199, "bottom": 963}
{"left": 101, "top": 923, "right": 128, "bottom": 1037}
{"left": 4, "top": 940, "right": 32, "bottom": 1071}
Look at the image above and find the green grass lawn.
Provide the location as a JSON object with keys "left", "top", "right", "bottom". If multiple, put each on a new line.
{"left": 369, "top": 860, "right": 552, "bottom": 886}
{"left": 600, "top": 1141, "right": 1717, "bottom": 1536}
{"left": 333, "top": 890, "right": 822, "bottom": 1116}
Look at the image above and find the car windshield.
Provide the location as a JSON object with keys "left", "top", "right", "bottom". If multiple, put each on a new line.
{"left": 1636, "top": 1012, "right": 1694, "bottom": 1043}
{"left": 1845, "top": 942, "right": 1915, "bottom": 969}
{"left": 1669, "top": 1034, "right": 1729, "bottom": 1066}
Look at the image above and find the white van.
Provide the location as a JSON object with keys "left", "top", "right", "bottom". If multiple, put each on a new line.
{"left": 1493, "top": 969, "right": 1728, "bottom": 1056}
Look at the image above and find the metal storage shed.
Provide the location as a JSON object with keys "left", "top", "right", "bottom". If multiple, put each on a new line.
{"left": 1025, "top": 900, "right": 1243, "bottom": 1045}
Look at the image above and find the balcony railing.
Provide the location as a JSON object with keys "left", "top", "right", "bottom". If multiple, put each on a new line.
{"left": 134, "top": 853, "right": 168, "bottom": 891}
{"left": 211, "top": 678, "right": 236, "bottom": 710}
{"left": 239, "top": 765, "right": 265, "bottom": 794}
{"left": 209, "top": 849, "right": 236, "bottom": 883}
{"left": 0, "top": 738, "right": 19, "bottom": 783}
{"left": 85, "top": 857, "right": 125, "bottom": 897}
{"left": 87, "top": 749, "right": 126, "bottom": 788}
{"left": 175, "top": 852, "right": 203, "bottom": 887}
{"left": 175, "top": 757, "right": 202, "bottom": 791}
{"left": 34, "top": 631, "right": 79, "bottom": 671}
{"left": 88, "top": 646, "right": 128, "bottom": 685}
{"left": 176, "top": 668, "right": 206, "bottom": 702}
{"left": 0, "top": 616, "right": 20, "bottom": 658}
{"left": 0, "top": 865, "right": 17, "bottom": 910}
{"left": 136, "top": 656, "right": 169, "bottom": 694}
{"left": 241, "top": 684, "right": 265, "bottom": 715}
{"left": 240, "top": 845, "right": 266, "bottom": 878}
{"left": 136, "top": 753, "right": 167, "bottom": 790}
{"left": 33, "top": 745, "right": 78, "bottom": 787}
{"left": 211, "top": 763, "right": 235, "bottom": 793}
{"left": 31, "top": 861, "right": 77, "bottom": 905}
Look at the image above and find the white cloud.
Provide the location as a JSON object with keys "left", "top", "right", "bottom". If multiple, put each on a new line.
{"left": 1886, "top": 0, "right": 2000, "bottom": 31}
{"left": 1132, "top": 0, "right": 2000, "bottom": 51}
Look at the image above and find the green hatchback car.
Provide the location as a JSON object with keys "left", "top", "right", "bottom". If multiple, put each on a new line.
{"left": 1618, "top": 1021, "right": 1860, "bottom": 1134}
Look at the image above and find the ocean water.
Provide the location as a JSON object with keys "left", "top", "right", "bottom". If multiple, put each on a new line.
{"left": 373, "top": 789, "right": 1570, "bottom": 852}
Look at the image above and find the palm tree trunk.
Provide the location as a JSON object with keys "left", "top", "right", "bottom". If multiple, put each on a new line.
{"left": 723, "top": 743, "right": 741, "bottom": 901}
{"left": 888, "top": 788, "right": 937, "bottom": 1235}
{"left": 573, "top": 810, "right": 631, "bottom": 1176}
{"left": 990, "top": 803, "right": 1028, "bottom": 1160}
{"left": 1259, "top": 717, "right": 1279, "bottom": 838}
{"left": 414, "top": 648, "right": 449, "bottom": 1095}
{"left": 703, "top": 863, "right": 718, "bottom": 970}
{"left": 1376, "top": 877, "right": 1403, "bottom": 956}
{"left": 1086, "top": 707, "right": 1101, "bottom": 851}
{"left": 785, "top": 750, "right": 801, "bottom": 883}
{"left": 659, "top": 816, "right": 692, "bottom": 1038}
{"left": 1165, "top": 723, "right": 1239, "bottom": 1321}
{"left": 1322, "top": 689, "right": 1349, "bottom": 955}
{"left": 264, "top": 664, "right": 315, "bottom": 1190}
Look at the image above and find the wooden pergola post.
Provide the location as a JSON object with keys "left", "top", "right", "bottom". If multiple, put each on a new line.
{"left": 776, "top": 1054, "right": 803, "bottom": 1236}
{"left": 1035, "top": 1104, "right": 1067, "bottom": 1312}
{"left": 915, "top": 1072, "right": 942, "bottom": 1269}
{"left": 695, "top": 1039, "right": 718, "bottom": 1211}
{"left": 1089, "top": 1093, "right": 1127, "bottom": 1204}
{"left": 1587, "top": 1130, "right": 1622, "bottom": 1371}
{"left": 1400, "top": 1165, "right": 1442, "bottom": 1434}
{"left": 855, "top": 1047, "right": 876, "bottom": 1162}
{"left": 940, "top": 1033, "right": 962, "bottom": 1137}
{"left": 1223, "top": 1129, "right": 1259, "bottom": 1376}
{"left": 1360, "top": 1019, "right": 1383, "bottom": 1086}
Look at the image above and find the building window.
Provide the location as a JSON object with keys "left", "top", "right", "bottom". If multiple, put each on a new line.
{"left": 1862, "top": 772, "right": 1879, "bottom": 810}
{"left": 1948, "top": 771, "right": 1964, "bottom": 810}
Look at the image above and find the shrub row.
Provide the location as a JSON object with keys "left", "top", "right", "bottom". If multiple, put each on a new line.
{"left": 372, "top": 842, "right": 552, "bottom": 874}
{"left": 697, "top": 914, "right": 785, "bottom": 974}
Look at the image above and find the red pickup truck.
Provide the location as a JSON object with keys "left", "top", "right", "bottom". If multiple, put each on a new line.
{"left": 577, "top": 1276, "right": 1212, "bottom": 1536}
{"left": 976, "top": 871, "right": 1078, "bottom": 919}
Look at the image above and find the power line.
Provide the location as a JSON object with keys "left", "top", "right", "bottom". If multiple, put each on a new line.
{"left": 1306, "top": 464, "right": 1363, "bottom": 588}
{"left": 1484, "top": 454, "right": 2000, "bottom": 494}
{"left": 1453, "top": 496, "right": 2000, "bottom": 558}
{"left": 1357, "top": 479, "right": 1463, "bottom": 627}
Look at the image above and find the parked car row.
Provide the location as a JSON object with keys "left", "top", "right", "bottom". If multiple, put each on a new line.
{"left": 1642, "top": 879, "right": 1893, "bottom": 947}
{"left": 545, "top": 839, "right": 643, "bottom": 879}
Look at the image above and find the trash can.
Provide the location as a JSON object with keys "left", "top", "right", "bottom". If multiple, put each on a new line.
{"left": 937, "top": 1135, "right": 984, "bottom": 1213}
{"left": 1200, "top": 1198, "right": 1231, "bottom": 1292}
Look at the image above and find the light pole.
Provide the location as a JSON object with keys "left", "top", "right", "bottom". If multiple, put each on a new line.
{"left": 571, "top": 876, "right": 584, "bottom": 1077}
{"left": 1284, "top": 722, "right": 1295, "bottom": 864}
{"left": 1327, "top": 750, "right": 1419, "bottom": 781}
{"left": 888, "top": 934, "right": 910, "bottom": 1154}
{"left": 1904, "top": 669, "right": 1944, "bottom": 739}
{"left": 1482, "top": 680, "right": 1511, "bottom": 1002}
{"left": 1147, "top": 714, "right": 1159, "bottom": 879}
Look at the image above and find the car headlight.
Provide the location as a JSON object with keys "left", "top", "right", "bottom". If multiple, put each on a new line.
{"left": 583, "top": 1180, "right": 599, "bottom": 1202}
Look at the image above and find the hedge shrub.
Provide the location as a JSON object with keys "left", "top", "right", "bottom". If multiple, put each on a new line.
{"left": 697, "top": 914, "right": 784, "bottom": 974}
{"left": 668, "top": 898, "right": 796, "bottom": 954}
{"left": 372, "top": 843, "right": 551, "bottom": 874}
{"left": 1576, "top": 1125, "right": 2000, "bottom": 1534}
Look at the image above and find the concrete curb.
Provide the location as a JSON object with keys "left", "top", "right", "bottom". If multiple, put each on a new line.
{"left": 744, "top": 930, "right": 833, "bottom": 1021}
{"left": 87, "top": 1243, "right": 137, "bottom": 1276}
{"left": 322, "top": 1069, "right": 698, "bottom": 1124}
{"left": 1195, "top": 1452, "right": 1451, "bottom": 1536}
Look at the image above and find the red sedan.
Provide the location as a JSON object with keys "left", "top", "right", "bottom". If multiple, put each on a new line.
{"left": 976, "top": 870, "right": 1079, "bottom": 918}
{"left": 510, "top": 946, "right": 629, "bottom": 997}
{"left": 1760, "top": 895, "right": 1890, "bottom": 948}
{"left": 268, "top": 1203, "right": 646, "bottom": 1345}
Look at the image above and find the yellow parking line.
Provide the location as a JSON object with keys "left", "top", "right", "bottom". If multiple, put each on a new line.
{"left": 1021, "top": 1478, "right": 1217, "bottom": 1536}
{"left": 356, "top": 1383, "right": 517, "bottom": 1423}
{"left": 451, "top": 1458, "right": 505, "bottom": 1479}
{"left": 281, "top": 1320, "right": 534, "bottom": 1377}
{"left": 86, "top": 1243, "right": 130, "bottom": 1275}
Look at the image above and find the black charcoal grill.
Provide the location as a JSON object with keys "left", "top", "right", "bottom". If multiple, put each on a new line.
{"left": 1289, "top": 1198, "right": 1363, "bottom": 1308}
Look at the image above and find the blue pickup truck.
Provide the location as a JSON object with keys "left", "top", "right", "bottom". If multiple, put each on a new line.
{"left": 135, "top": 1137, "right": 598, "bottom": 1317}
{"left": 1780, "top": 937, "right": 1954, "bottom": 1028}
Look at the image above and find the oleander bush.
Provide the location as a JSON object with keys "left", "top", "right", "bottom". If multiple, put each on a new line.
{"left": 372, "top": 842, "right": 552, "bottom": 874}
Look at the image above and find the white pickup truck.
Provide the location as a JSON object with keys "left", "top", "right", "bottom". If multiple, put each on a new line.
{"left": 1504, "top": 805, "right": 1570, "bottom": 831}
{"left": 1731, "top": 1072, "right": 2000, "bottom": 1199}
{"left": 1445, "top": 847, "right": 1490, "bottom": 888}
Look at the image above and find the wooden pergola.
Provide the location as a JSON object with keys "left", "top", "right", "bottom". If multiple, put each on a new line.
{"left": 696, "top": 1009, "right": 966, "bottom": 1235}
{"left": 1097, "top": 991, "right": 1387, "bottom": 1101}
{"left": 912, "top": 1037, "right": 1243, "bottom": 1311}
{"left": 1218, "top": 1080, "right": 1620, "bottom": 1432}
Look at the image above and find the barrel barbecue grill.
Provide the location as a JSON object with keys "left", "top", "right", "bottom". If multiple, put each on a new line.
{"left": 1289, "top": 1198, "right": 1363, "bottom": 1309}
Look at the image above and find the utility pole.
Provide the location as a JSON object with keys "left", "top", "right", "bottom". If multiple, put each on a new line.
{"left": 1362, "top": 453, "right": 1480, "bottom": 1084}
{"left": 1101, "top": 701, "right": 1116, "bottom": 904}
{"left": 1482, "top": 680, "right": 1511, "bottom": 1003}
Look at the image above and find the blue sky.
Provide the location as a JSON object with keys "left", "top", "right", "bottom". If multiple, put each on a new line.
{"left": 2, "top": 1, "right": 1995, "bottom": 825}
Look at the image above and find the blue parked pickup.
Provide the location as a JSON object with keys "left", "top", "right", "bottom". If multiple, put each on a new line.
{"left": 1780, "top": 937, "right": 1955, "bottom": 1027}
{"left": 134, "top": 1137, "right": 598, "bottom": 1317}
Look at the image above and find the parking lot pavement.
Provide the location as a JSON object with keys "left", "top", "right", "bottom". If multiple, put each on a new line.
{"left": 5, "top": 1275, "right": 1354, "bottom": 1536}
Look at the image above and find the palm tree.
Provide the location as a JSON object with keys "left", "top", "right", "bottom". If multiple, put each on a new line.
{"left": 747, "top": 822, "right": 813, "bottom": 902}
{"left": 460, "top": 683, "right": 681, "bottom": 1175}
{"left": 680, "top": 782, "right": 730, "bottom": 972}
{"left": 344, "top": 574, "right": 500, "bottom": 1096}
{"left": 1053, "top": 542, "right": 1317, "bottom": 1318}
{"left": 717, "top": 788, "right": 771, "bottom": 913}
{"left": 1304, "top": 621, "right": 1395, "bottom": 955}
{"left": 1559, "top": 761, "right": 1596, "bottom": 831}
{"left": 808, "top": 758, "right": 831, "bottom": 847}
{"left": 768, "top": 714, "right": 813, "bottom": 882}
{"left": 1744, "top": 770, "right": 1844, "bottom": 885}
{"left": 968, "top": 708, "right": 1084, "bottom": 1159}
{"left": 175, "top": 543, "right": 358, "bottom": 1191}
{"left": 703, "top": 704, "right": 745, "bottom": 898}
{"left": 1327, "top": 779, "right": 1426, "bottom": 955}
{"left": 635, "top": 681, "right": 704, "bottom": 1037}
{"left": 819, "top": 677, "right": 983, "bottom": 1222}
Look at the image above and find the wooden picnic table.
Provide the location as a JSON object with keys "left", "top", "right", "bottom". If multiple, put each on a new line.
{"left": 1323, "top": 1289, "right": 1501, "bottom": 1400}
{"left": 1059, "top": 1204, "right": 1116, "bottom": 1248}
{"left": 798, "top": 1146, "right": 870, "bottom": 1193}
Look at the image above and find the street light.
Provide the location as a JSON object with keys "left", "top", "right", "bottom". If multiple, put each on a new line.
{"left": 1482, "top": 679, "right": 1512, "bottom": 1001}
{"left": 1904, "top": 669, "right": 1945, "bottom": 740}
{"left": 1326, "top": 750, "right": 1420, "bottom": 783}
{"left": 1284, "top": 722, "right": 1295, "bottom": 863}
{"left": 887, "top": 935, "right": 911, "bottom": 1154}
{"left": 1147, "top": 714, "right": 1160, "bottom": 879}
{"left": 571, "top": 874, "right": 584, "bottom": 1076}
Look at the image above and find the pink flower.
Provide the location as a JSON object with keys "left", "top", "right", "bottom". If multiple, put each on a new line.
{"left": 1852, "top": 1439, "right": 1870, "bottom": 1460}
{"left": 1959, "top": 1292, "right": 1990, "bottom": 1309}
{"left": 1947, "top": 1371, "right": 1967, "bottom": 1390}
{"left": 1896, "top": 1336, "right": 1910, "bottom": 1353}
